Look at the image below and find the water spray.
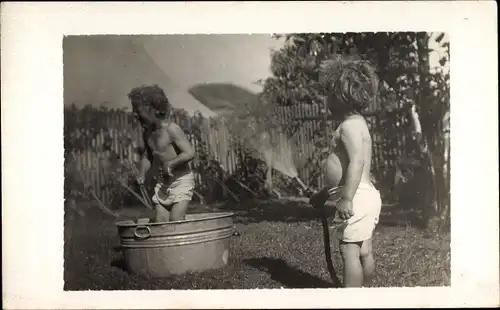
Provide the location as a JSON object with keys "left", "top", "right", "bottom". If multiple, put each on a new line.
{"left": 257, "top": 131, "right": 342, "bottom": 286}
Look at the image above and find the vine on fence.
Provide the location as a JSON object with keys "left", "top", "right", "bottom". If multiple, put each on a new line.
{"left": 65, "top": 105, "right": 145, "bottom": 215}
{"left": 64, "top": 104, "right": 234, "bottom": 214}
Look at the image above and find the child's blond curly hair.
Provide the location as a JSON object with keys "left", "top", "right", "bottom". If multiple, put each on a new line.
{"left": 320, "top": 55, "right": 379, "bottom": 114}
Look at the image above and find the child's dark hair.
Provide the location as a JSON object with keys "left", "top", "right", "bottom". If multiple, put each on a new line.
{"left": 320, "top": 55, "right": 379, "bottom": 113}
{"left": 128, "top": 85, "right": 170, "bottom": 118}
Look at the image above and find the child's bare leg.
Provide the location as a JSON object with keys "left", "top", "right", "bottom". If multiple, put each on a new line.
{"left": 155, "top": 204, "right": 170, "bottom": 222}
{"left": 339, "top": 241, "right": 364, "bottom": 287}
{"left": 360, "top": 238, "right": 375, "bottom": 287}
{"left": 169, "top": 200, "right": 189, "bottom": 221}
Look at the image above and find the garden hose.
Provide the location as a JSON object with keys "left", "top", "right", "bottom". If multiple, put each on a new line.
{"left": 291, "top": 176, "right": 342, "bottom": 287}
{"left": 319, "top": 210, "right": 342, "bottom": 287}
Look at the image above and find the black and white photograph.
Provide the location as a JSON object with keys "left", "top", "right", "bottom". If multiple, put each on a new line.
{"left": 63, "top": 33, "right": 451, "bottom": 290}
{"left": 2, "top": 2, "right": 498, "bottom": 309}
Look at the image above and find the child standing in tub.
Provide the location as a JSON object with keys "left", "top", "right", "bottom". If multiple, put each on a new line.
{"left": 309, "top": 56, "right": 382, "bottom": 288}
{"left": 129, "top": 85, "right": 196, "bottom": 222}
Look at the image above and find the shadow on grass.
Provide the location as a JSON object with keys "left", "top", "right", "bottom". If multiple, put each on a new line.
{"left": 110, "top": 245, "right": 128, "bottom": 271}
{"left": 212, "top": 199, "right": 323, "bottom": 224}
{"left": 72, "top": 195, "right": 431, "bottom": 232}
{"left": 208, "top": 198, "right": 429, "bottom": 229}
{"left": 111, "top": 257, "right": 127, "bottom": 272}
{"left": 378, "top": 202, "right": 428, "bottom": 229}
{"left": 244, "top": 257, "right": 339, "bottom": 288}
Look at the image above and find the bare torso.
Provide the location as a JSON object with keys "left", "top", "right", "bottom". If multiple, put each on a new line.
{"left": 324, "top": 116, "right": 373, "bottom": 188}
{"left": 146, "top": 121, "right": 191, "bottom": 184}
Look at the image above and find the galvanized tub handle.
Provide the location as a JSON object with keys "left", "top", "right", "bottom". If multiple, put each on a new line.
{"left": 134, "top": 225, "right": 152, "bottom": 239}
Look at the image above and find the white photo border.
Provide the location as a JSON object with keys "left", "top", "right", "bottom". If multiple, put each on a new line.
{"left": 2, "top": 1, "right": 498, "bottom": 309}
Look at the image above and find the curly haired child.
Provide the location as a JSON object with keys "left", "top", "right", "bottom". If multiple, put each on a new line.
{"left": 129, "top": 85, "right": 195, "bottom": 222}
{"left": 309, "top": 55, "right": 382, "bottom": 287}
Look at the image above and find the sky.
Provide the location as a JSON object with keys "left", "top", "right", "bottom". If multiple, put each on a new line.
{"left": 63, "top": 34, "right": 285, "bottom": 116}
{"left": 63, "top": 33, "right": 448, "bottom": 116}
{"left": 428, "top": 32, "right": 450, "bottom": 74}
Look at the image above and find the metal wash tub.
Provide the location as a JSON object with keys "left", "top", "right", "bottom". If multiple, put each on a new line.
{"left": 115, "top": 212, "right": 235, "bottom": 277}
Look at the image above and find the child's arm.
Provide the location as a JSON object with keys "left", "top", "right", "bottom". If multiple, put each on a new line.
{"left": 164, "top": 123, "right": 195, "bottom": 171}
{"left": 339, "top": 118, "right": 366, "bottom": 201}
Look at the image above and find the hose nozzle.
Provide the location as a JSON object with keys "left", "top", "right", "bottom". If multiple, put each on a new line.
{"left": 292, "top": 176, "right": 315, "bottom": 198}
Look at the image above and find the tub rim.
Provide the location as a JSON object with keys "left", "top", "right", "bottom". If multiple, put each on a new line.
{"left": 115, "top": 211, "right": 235, "bottom": 227}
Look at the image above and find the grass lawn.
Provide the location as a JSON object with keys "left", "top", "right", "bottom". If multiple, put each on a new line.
{"left": 64, "top": 199, "right": 450, "bottom": 290}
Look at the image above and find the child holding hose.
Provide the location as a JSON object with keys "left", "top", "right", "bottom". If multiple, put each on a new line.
{"left": 309, "top": 55, "right": 382, "bottom": 287}
{"left": 129, "top": 85, "right": 196, "bottom": 222}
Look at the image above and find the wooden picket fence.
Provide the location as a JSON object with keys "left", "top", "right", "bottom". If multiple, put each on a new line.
{"left": 64, "top": 103, "right": 415, "bottom": 206}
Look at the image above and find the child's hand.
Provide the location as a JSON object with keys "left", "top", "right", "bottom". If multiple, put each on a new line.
{"left": 136, "top": 175, "right": 145, "bottom": 185}
{"left": 165, "top": 165, "right": 173, "bottom": 177}
{"left": 336, "top": 198, "right": 354, "bottom": 220}
{"left": 162, "top": 163, "right": 173, "bottom": 177}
